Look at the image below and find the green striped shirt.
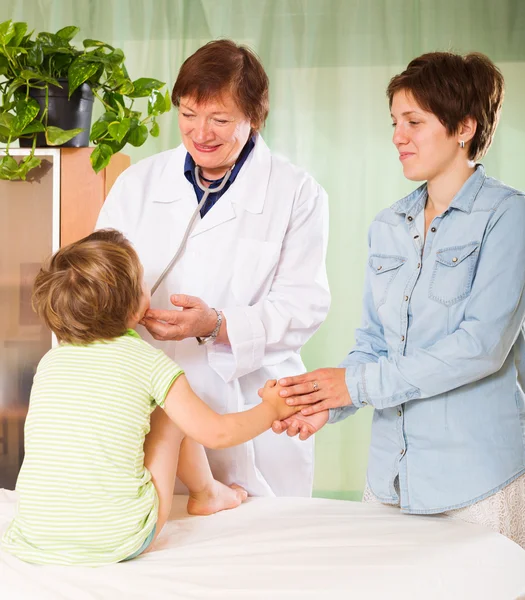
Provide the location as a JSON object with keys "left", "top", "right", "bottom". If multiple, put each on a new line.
{"left": 1, "top": 330, "right": 183, "bottom": 566}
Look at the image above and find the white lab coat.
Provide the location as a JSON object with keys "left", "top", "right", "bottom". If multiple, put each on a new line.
{"left": 96, "top": 135, "right": 330, "bottom": 496}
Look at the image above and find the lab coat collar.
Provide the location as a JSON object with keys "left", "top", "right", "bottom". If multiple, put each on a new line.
{"left": 151, "top": 134, "right": 271, "bottom": 216}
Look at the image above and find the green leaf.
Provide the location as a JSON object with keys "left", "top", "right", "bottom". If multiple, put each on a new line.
{"left": 98, "top": 111, "right": 118, "bottom": 123}
{"left": 83, "top": 39, "right": 114, "bottom": 50}
{"left": 115, "top": 100, "right": 126, "bottom": 121}
{"left": 56, "top": 26, "right": 79, "bottom": 42}
{"left": 68, "top": 57, "right": 98, "bottom": 96}
{"left": 117, "top": 79, "right": 134, "bottom": 96}
{"left": 147, "top": 89, "right": 166, "bottom": 116}
{"left": 16, "top": 155, "right": 42, "bottom": 180}
{"left": 52, "top": 52, "right": 75, "bottom": 75}
{"left": 90, "top": 143, "right": 113, "bottom": 173}
{"left": 102, "top": 91, "right": 125, "bottom": 113}
{"left": 108, "top": 48, "right": 125, "bottom": 64}
{"left": 89, "top": 120, "right": 109, "bottom": 142}
{"left": 21, "top": 120, "right": 45, "bottom": 134}
{"left": 20, "top": 70, "right": 60, "bottom": 86}
{"left": 101, "top": 138, "right": 126, "bottom": 153}
{"left": 27, "top": 43, "right": 44, "bottom": 66}
{"left": 4, "top": 80, "right": 26, "bottom": 103}
{"left": 150, "top": 120, "right": 160, "bottom": 137}
{"left": 45, "top": 126, "right": 84, "bottom": 145}
{"left": 164, "top": 90, "right": 172, "bottom": 112}
{"left": 107, "top": 118, "right": 131, "bottom": 143}
{"left": 0, "top": 55, "right": 9, "bottom": 76}
{"left": 0, "top": 154, "right": 20, "bottom": 180}
{"left": 21, "top": 31, "right": 34, "bottom": 46}
{"left": 0, "top": 112, "right": 15, "bottom": 129}
{"left": 9, "top": 22, "right": 27, "bottom": 47}
{"left": 12, "top": 98, "right": 40, "bottom": 136}
{"left": 81, "top": 49, "right": 112, "bottom": 65}
{"left": 128, "top": 77, "right": 165, "bottom": 98}
{"left": 36, "top": 32, "right": 63, "bottom": 48}
{"left": 0, "top": 20, "right": 15, "bottom": 45}
{"left": 128, "top": 123, "right": 148, "bottom": 147}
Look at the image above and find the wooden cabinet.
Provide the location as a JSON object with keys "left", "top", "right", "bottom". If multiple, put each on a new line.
{"left": 0, "top": 148, "right": 129, "bottom": 489}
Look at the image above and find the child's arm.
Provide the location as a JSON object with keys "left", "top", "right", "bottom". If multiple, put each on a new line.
{"left": 163, "top": 376, "right": 302, "bottom": 449}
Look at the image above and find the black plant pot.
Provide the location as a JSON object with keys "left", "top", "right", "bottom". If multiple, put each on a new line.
{"left": 19, "top": 78, "right": 94, "bottom": 148}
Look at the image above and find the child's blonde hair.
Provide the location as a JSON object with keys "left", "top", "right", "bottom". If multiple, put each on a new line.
{"left": 32, "top": 229, "right": 143, "bottom": 344}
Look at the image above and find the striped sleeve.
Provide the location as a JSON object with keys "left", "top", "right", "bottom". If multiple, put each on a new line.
{"left": 150, "top": 350, "right": 184, "bottom": 407}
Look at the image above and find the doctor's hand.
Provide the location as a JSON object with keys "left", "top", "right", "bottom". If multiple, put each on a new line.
{"left": 271, "top": 410, "right": 329, "bottom": 441}
{"left": 261, "top": 368, "right": 351, "bottom": 416}
{"left": 141, "top": 294, "right": 218, "bottom": 342}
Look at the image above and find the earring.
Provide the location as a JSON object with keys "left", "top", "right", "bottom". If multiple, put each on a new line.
{"left": 459, "top": 140, "right": 465, "bottom": 149}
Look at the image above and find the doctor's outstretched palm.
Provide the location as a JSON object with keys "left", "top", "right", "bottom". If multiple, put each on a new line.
{"left": 272, "top": 410, "right": 329, "bottom": 441}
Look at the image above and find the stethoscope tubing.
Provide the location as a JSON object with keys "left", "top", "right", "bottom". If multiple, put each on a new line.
{"left": 150, "top": 165, "right": 233, "bottom": 296}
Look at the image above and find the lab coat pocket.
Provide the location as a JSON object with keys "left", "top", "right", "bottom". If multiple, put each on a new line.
{"left": 231, "top": 238, "right": 281, "bottom": 305}
{"left": 368, "top": 254, "right": 406, "bottom": 309}
{"left": 429, "top": 242, "right": 480, "bottom": 306}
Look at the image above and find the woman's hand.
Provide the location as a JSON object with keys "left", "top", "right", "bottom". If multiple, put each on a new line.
{"left": 141, "top": 294, "right": 219, "bottom": 341}
{"left": 272, "top": 410, "right": 329, "bottom": 441}
{"left": 269, "top": 368, "right": 352, "bottom": 416}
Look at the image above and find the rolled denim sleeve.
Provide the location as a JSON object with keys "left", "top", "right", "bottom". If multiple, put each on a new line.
{"left": 348, "top": 195, "right": 525, "bottom": 410}
{"left": 329, "top": 231, "right": 389, "bottom": 424}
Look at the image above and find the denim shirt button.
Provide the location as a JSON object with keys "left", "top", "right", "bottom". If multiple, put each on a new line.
{"left": 407, "top": 216, "right": 413, "bottom": 222}
{"left": 397, "top": 410, "right": 402, "bottom": 417}
{"left": 400, "top": 449, "right": 405, "bottom": 455}
{"left": 405, "top": 295, "right": 409, "bottom": 301}
{"left": 401, "top": 335, "right": 405, "bottom": 341}
{"left": 431, "top": 227, "right": 436, "bottom": 232}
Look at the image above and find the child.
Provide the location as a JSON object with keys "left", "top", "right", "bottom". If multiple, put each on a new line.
{"left": 1, "top": 229, "right": 301, "bottom": 566}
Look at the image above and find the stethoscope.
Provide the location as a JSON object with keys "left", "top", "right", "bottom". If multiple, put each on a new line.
{"left": 150, "top": 165, "right": 233, "bottom": 295}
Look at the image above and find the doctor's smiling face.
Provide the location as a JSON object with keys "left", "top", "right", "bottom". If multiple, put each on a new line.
{"left": 178, "top": 93, "right": 252, "bottom": 179}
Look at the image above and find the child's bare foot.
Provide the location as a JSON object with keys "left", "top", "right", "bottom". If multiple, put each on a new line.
{"left": 187, "top": 481, "right": 248, "bottom": 516}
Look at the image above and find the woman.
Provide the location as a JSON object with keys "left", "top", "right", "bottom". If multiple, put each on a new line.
{"left": 272, "top": 52, "right": 525, "bottom": 546}
{"left": 96, "top": 40, "right": 330, "bottom": 497}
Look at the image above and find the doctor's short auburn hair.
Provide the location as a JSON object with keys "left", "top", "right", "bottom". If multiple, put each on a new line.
{"left": 387, "top": 51, "right": 504, "bottom": 162}
{"left": 171, "top": 39, "right": 269, "bottom": 131}
{"left": 32, "top": 229, "right": 143, "bottom": 345}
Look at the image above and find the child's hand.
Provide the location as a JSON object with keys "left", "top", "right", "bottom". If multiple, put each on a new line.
{"left": 260, "top": 379, "right": 304, "bottom": 421}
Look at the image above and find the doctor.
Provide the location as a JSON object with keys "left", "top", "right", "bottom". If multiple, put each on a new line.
{"left": 96, "top": 39, "right": 330, "bottom": 497}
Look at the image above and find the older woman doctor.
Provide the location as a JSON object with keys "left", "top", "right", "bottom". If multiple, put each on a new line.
{"left": 96, "top": 40, "right": 330, "bottom": 497}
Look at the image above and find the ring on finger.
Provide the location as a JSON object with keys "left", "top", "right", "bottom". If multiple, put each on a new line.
{"left": 312, "top": 380, "right": 319, "bottom": 392}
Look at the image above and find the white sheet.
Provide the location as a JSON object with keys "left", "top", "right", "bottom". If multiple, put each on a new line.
{"left": 1, "top": 489, "right": 524, "bottom": 600}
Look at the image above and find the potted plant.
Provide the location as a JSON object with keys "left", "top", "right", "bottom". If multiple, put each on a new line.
{"left": 0, "top": 20, "right": 171, "bottom": 180}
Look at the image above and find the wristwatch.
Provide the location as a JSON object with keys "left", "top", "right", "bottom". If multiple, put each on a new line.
{"left": 196, "top": 308, "right": 223, "bottom": 345}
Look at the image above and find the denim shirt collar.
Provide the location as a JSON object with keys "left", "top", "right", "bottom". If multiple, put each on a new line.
{"left": 392, "top": 164, "right": 487, "bottom": 217}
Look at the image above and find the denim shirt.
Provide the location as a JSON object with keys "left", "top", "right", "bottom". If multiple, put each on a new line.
{"left": 330, "top": 165, "right": 525, "bottom": 513}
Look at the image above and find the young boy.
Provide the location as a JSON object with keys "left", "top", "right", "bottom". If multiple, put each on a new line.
{"left": 1, "top": 229, "right": 301, "bottom": 566}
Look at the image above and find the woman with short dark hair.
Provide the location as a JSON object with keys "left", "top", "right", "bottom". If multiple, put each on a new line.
{"left": 97, "top": 39, "right": 331, "bottom": 497}
{"left": 273, "top": 51, "right": 525, "bottom": 546}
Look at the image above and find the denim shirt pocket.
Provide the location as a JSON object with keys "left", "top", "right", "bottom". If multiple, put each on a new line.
{"left": 429, "top": 242, "right": 480, "bottom": 306}
{"left": 368, "top": 254, "right": 406, "bottom": 309}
